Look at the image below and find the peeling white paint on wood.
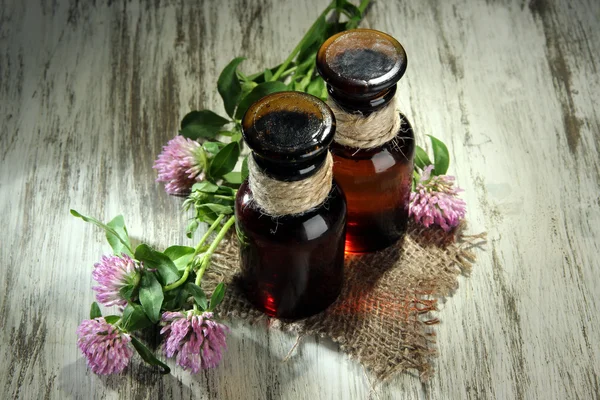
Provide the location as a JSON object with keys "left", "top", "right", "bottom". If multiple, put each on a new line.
{"left": 0, "top": 0, "right": 599, "bottom": 399}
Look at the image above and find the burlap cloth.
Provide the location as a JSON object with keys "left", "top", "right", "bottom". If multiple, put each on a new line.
{"left": 203, "top": 221, "right": 485, "bottom": 382}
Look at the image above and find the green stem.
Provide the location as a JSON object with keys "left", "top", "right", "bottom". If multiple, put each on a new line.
{"left": 195, "top": 215, "right": 236, "bottom": 285}
{"left": 357, "top": 0, "right": 371, "bottom": 13}
{"left": 194, "top": 214, "right": 225, "bottom": 254}
{"left": 71, "top": 211, "right": 135, "bottom": 256}
{"left": 163, "top": 214, "right": 225, "bottom": 292}
{"left": 271, "top": 2, "right": 335, "bottom": 81}
{"left": 213, "top": 195, "right": 235, "bottom": 201}
{"left": 279, "top": 66, "right": 298, "bottom": 79}
{"left": 297, "top": 64, "right": 316, "bottom": 91}
{"left": 115, "top": 231, "right": 134, "bottom": 255}
{"left": 163, "top": 267, "right": 190, "bottom": 292}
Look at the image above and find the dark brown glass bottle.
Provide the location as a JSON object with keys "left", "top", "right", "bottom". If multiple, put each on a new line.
{"left": 316, "top": 29, "right": 415, "bottom": 253}
{"left": 235, "top": 92, "right": 346, "bottom": 319}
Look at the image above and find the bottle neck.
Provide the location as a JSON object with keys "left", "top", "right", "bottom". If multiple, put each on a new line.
{"left": 327, "top": 85, "right": 397, "bottom": 115}
{"left": 247, "top": 152, "right": 334, "bottom": 216}
{"left": 252, "top": 152, "right": 328, "bottom": 182}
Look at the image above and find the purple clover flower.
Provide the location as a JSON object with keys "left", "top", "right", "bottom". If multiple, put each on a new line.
{"left": 409, "top": 165, "right": 466, "bottom": 232}
{"left": 160, "top": 311, "right": 229, "bottom": 373}
{"left": 153, "top": 135, "right": 206, "bottom": 195}
{"left": 77, "top": 317, "right": 133, "bottom": 375}
{"left": 92, "top": 254, "right": 140, "bottom": 307}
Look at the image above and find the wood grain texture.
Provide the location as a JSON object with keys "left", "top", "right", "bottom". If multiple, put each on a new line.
{"left": 1, "top": 0, "right": 599, "bottom": 399}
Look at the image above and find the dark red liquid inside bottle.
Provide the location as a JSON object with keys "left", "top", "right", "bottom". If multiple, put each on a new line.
{"left": 330, "top": 115, "right": 414, "bottom": 253}
{"left": 235, "top": 92, "right": 346, "bottom": 319}
{"left": 317, "top": 29, "right": 415, "bottom": 253}
{"left": 235, "top": 180, "right": 346, "bottom": 318}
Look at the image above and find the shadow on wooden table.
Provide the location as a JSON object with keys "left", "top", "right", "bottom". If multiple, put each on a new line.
{"left": 58, "top": 357, "right": 195, "bottom": 399}
{"left": 187, "top": 319, "right": 307, "bottom": 397}
{"left": 58, "top": 321, "right": 299, "bottom": 399}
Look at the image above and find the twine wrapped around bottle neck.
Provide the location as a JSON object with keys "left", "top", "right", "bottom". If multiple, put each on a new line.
{"left": 327, "top": 96, "right": 401, "bottom": 149}
{"left": 247, "top": 152, "right": 333, "bottom": 217}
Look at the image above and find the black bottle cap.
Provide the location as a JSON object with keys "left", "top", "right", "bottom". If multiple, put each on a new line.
{"left": 241, "top": 91, "right": 336, "bottom": 181}
{"left": 316, "top": 29, "right": 407, "bottom": 101}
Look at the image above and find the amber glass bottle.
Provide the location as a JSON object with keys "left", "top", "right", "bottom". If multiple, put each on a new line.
{"left": 316, "top": 29, "right": 415, "bottom": 253}
{"left": 235, "top": 92, "right": 346, "bottom": 319}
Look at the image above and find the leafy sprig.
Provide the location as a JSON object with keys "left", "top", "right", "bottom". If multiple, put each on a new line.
{"left": 180, "top": 0, "right": 371, "bottom": 242}
{"left": 72, "top": 209, "right": 225, "bottom": 373}
{"left": 413, "top": 135, "right": 451, "bottom": 188}
{"left": 73, "top": 0, "right": 371, "bottom": 375}
{"left": 410, "top": 135, "right": 466, "bottom": 231}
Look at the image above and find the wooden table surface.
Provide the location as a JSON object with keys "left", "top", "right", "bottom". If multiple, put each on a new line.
{"left": 1, "top": 0, "right": 599, "bottom": 399}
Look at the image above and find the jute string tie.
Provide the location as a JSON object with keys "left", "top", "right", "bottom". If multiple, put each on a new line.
{"left": 327, "top": 96, "right": 401, "bottom": 149}
{"left": 247, "top": 152, "right": 333, "bottom": 217}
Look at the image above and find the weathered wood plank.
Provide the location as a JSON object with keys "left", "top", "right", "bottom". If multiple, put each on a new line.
{"left": 0, "top": 0, "right": 598, "bottom": 399}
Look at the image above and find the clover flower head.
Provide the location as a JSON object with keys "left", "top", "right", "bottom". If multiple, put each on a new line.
{"left": 77, "top": 317, "right": 133, "bottom": 375}
{"left": 160, "top": 311, "right": 229, "bottom": 373}
{"left": 409, "top": 165, "right": 466, "bottom": 232}
{"left": 153, "top": 135, "right": 206, "bottom": 195}
{"left": 92, "top": 254, "right": 140, "bottom": 307}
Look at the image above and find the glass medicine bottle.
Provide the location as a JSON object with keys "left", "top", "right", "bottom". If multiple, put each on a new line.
{"left": 316, "top": 29, "right": 415, "bottom": 253}
{"left": 235, "top": 91, "right": 346, "bottom": 319}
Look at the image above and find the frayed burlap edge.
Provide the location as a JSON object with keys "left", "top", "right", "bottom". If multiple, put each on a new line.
{"left": 203, "top": 221, "right": 486, "bottom": 383}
